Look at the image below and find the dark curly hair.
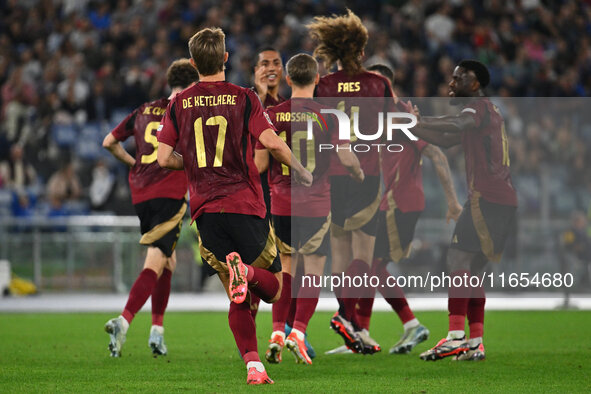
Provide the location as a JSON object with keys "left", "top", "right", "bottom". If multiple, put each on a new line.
{"left": 307, "top": 9, "right": 368, "bottom": 76}
{"left": 166, "top": 58, "right": 199, "bottom": 89}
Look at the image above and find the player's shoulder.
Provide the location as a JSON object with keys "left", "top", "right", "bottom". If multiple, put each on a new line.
{"left": 150, "top": 97, "right": 170, "bottom": 108}
{"left": 267, "top": 99, "right": 291, "bottom": 116}
{"left": 461, "top": 97, "right": 492, "bottom": 114}
{"left": 132, "top": 97, "right": 169, "bottom": 118}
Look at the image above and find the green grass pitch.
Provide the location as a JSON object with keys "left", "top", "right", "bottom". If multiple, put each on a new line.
{"left": 1, "top": 310, "right": 590, "bottom": 392}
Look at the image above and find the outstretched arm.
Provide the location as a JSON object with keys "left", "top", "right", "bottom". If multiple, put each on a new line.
{"left": 410, "top": 107, "right": 473, "bottom": 148}
{"left": 412, "top": 127, "right": 462, "bottom": 148}
{"left": 422, "top": 144, "right": 462, "bottom": 223}
{"left": 419, "top": 112, "right": 477, "bottom": 133}
{"left": 258, "top": 129, "right": 313, "bottom": 186}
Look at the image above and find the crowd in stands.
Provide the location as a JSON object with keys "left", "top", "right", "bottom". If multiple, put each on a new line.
{"left": 0, "top": 0, "right": 590, "bottom": 220}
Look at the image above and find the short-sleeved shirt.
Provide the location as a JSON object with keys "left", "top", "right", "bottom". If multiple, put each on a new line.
{"left": 256, "top": 98, "right": 334, "bottom": 217}
{"left": 110, "top": 97, "right": 187, "bottom": 204}
{"left": 158, "top": 81, "right": 276, "bottom": 220}
{"left": 380, "top": 138, "right": 429, "bottom": 213}
{"left": 315, "top": 70, "right": 395, "bottom": 177}
{"left": 461, "top": 98, "right": 517, "bottom": 207}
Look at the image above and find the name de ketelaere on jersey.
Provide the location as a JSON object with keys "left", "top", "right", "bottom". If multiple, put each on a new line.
{"left": 157, "top": 81, "right": 276, "bottom": 220}
{"left": 111, "top": 97, "right": 187, "bottom": 205}
{"left": 315, "top": 70, "right": 396, "bottom": 177}
{"left": 258, "top": 98, "right": 333, "bottom": 217}
{"left": 461, "top": 98, "right": 517, "bottom": 207}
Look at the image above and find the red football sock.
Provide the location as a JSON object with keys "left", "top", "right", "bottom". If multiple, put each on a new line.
{"left": 341, "top": 259, "right": 370, "bottom": 322}
{"left": 229, "top": 300, "right": 259, "bottom": 363}
{"left": 293, "top": 275, "right": 321, "bottom": 333}
{"left": 249, "top": 293, "right": 260, "bottom": 320}
{"left": 448, "top": 269, "right": 471, "bottom": 332}
{"left": 355, "top": 297, "right": 374, "bottom": 330}
{"left": 272, "top": 272, "right": 292, "bottom": 332}
{"left": 375, "top": 263, "right": 415, "bottom": 324}
{"left": 333, "top": 272, "right": 346, "bottom": 317}
{"left": 354, "top": 259, "right": 381, "bottom": 330}
{"left": 151, "top": 268, "right": 172, "bottom": 326}
{"left": 468, "top": 285, "right": 485, "bottom": 338}
{"left": 287, "top": 264, "right": 303, "bottom": 327}
{"left": 122, "top": 268, "right": 158, "bottom": 324}
{"left": 246, "top": 266, "right": 279, "bottom": 303}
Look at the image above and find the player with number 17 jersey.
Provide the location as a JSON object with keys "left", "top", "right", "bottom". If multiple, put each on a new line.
{"left": 158, "top": 82, "right": 275, "bottom": 221}
{"left": 111, "top": 98, "right": 187, "bottom": 204}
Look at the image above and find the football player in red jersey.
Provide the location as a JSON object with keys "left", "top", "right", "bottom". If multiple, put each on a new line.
{"left": 255, "top": 54, "right": 363, "bottom": 365}
{"left": 156, "top": 28, "right": 312, "bottom": 385}
{"left": 102, "top": 59, "right": 199, "bottom": 358}
{"left": 249, "top": 47, "right": 287, "bottom": 322}
{"left": 254, "top": 47, "right": 286, "bottom": 109}
{"left": 308, "top": 9, "right": 394, "bottom": 353}
{"left": 412, "top": 60, "right": 518, "bottom": 361}
{"left": 349, "top": 64, "right": 462, "bottom": 355}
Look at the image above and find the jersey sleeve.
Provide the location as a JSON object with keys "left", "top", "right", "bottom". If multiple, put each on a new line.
{"left": 255, "top": 140, "right": 265, "bottom": 150}
{"left": 246, "top": 89, "right": 276, "bottom": 140}
{"left": 461, "top": 100, "right": 486, "bottom": 129}
{"left": 415, "top": 139, "right": 429, "bottom": 152}
{"left": 157, "top": 101, "right": 179, "bottom": 147}
{"left": 110, "top": 110, "right": 137, "bottom": 141}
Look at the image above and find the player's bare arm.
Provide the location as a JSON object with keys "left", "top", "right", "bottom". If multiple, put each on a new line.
{"left": 335, "top": 143, "right": 364, "bottom": 183}
{"left": 419, "top": 112, "right": 477, "bottom": 134}
{"left": 254, "top": 148, "right": 270, "bottom": 174}
{"left": 411, "top": 124, "right": 462, "bottom": 148}
{"left": 102, "top": 133, "right": 136, "bottom": 168}
{"left": 258, "top": 128, "right": 313, "bottom": 186}
{"left": 422, "top": 144, "right": 462, "bottom": 222}
{"left": 157, "top": 142, "right": 184, "bottom": 170}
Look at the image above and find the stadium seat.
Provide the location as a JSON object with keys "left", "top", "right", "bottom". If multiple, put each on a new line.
{"left": 51, "top": 124, "right": 78, "bottom": 147}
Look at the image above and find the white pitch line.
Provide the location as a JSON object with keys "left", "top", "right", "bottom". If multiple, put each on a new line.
{"left": 1, "top": 292, "right": 590, "bottom": 313}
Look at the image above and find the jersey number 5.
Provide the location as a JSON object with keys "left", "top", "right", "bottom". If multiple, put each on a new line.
{"left": 140, "top": 121, "right": 161, "bottom": 164}
{"left": 194, "top": 116, "right": 228, "bottom": 168}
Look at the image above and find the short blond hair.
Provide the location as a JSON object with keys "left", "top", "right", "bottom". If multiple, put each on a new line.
{"left": 286, "top": 54, "right": 318, "bottom": 87}
{"left": 188, "top": 27, "right": 225, "bottom": 76}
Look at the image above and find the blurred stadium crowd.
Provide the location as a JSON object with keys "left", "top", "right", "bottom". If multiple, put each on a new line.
{"left": 1, "top": 0, "right": 591, "bottom": 220}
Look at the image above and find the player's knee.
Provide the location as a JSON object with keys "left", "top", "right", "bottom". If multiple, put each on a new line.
{"left": 268, "top": 288, "right": 282, "bottom": 304}
{"left": 145, "top": 247, "right": 168, "bottom": 276}
{"left": 166, "top": 252, "right": 177, "bottom": 273}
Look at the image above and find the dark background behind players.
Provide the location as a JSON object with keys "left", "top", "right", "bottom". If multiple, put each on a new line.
{"left": 0, "top": 1, "right": 589, "bottom": 259}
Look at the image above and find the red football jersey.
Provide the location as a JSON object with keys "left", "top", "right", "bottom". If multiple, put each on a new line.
{"left": 249, "top": 90, "right": 286, "bottom": 149}
{"left": 263, "top": 93, "right": 285, "bottom": 109}
{"left": 461, "top": 98, "right": 517, "bottom": 206}
{"left": 111, "top": 97, "right": 187, "bottom": 204}
{"left": 257, "top": 99, "right": 333, "bottom": 217}
{"left": 315, "top": 70, "right": 395, "bottom": 176}
{"left": 158, "top": 81, "right": 276, "bottom": 220}
{"left": 380, "top": 138, "right": 428, "bottom": 213}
